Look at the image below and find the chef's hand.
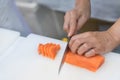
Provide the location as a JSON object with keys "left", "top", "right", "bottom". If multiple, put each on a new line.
{"left": 69, "top": 31, "right": 119, "bottom": 57}
{"left": 63, "top": 0, "right": 91, "bottom": 37}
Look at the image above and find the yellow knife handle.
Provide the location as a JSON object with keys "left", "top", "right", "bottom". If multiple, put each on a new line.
{"left": 62, "top": 38, "right": 68, "bottom": 42}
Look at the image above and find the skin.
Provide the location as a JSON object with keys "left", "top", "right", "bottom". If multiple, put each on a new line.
{"left": 63, "top": 0, "right": 91, "bottom": 37}
{"left": 64, "top": 0, "right": 120, "bottom": 57}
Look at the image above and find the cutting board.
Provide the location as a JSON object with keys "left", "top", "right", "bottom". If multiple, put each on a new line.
{"left": 0, "top": 33, "right": 67, "bottom": 80}
{"left": 58, "top": 52, "right": 120, "bottom": 80}
{"left": 0, "top": 33, "right": 120, "bottom": 80}
{"left": 0, "top": 28, "right": 20, "bottom": 56}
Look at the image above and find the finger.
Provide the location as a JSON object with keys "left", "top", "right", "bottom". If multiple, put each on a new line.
{"left": 69, "top": 37, "right": 75, "bottom": 48}
{"left": 70, "top": 39, "right": 82, "bottom": 53}
{"left": 77, "top": 43, "right": 92, "bottom": 55}
{"left": 84, "top": 49, "right": 96, "bottom": 57}
{"left": 93, "top": 48, "right": 104, "bottom": 55}
{"left": 77, "top": 16, "right": 88, "bottom": 30}
{"left": 70, "top": 38, "right": 85, "bottom": 53}
{"left": 68, "top": 11, "right": 77, "bottom": 37}
{"left": 69, "top": 33, "right": 86, "bottom": 47}
{"left": 63, "top": 11, "right": 71, "bottom": 34}
{"left": 69, "top": 33, "right": 80, "bottom": 46}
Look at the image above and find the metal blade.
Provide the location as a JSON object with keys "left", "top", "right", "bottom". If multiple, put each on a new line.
{"left": 58, "top": 38, "right": 70, "bottom": 74}
{"left": 58, "top": 44, "right": 68, "bottom": 74}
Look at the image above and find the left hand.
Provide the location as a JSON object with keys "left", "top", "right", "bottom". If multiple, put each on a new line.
{"left": 69, "top": 31, "right": 119, "bottom": 57}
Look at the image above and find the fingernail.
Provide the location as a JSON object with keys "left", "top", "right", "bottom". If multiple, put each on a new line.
{"left": 85, "top": 49, "right": 96, "bottom": 57}
{"left": 68, "top": 33, "right": 71, "bottom": 37}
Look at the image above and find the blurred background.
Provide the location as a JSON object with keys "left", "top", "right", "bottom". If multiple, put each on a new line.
{"left": 14, "top": 0, "right": 120, "bottom": 53}
{"left": 15, "top": 0, "right": 67, "bottom": 39}
{"left": 14, "top": 0, "right": 100, "bottom": 39}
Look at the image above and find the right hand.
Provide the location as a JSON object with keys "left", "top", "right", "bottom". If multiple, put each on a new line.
{"left": 63, "top": 0, "right": 91, "bottom": 37}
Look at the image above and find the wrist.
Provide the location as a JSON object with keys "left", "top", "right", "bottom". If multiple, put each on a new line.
{"left": 74, "top": 0, "right": 91, "bottom": 18}
{"left": 107, "top": 30, "right": 120, "bottom": 47}
{"left": 107, "top": 19, "right": 120, "bottom": 45}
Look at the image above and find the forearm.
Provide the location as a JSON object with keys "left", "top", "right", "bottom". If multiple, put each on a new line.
{"left": 75, "top": 0, "right": 91, "bottom": 10}
{"left": 107, "top": 18, "right": 120, "bottom": 44}
{"left": 74, "top": 0, "right": 91, "bottom": 18}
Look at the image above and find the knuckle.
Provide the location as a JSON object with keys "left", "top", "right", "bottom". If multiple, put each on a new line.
{"left": 91, "top": 49, "right": 96, "bottom": 53}
{"left": 75, "top": 39, "right": 80, "bottom": 44}
{"left": 70, "top": 19, "right": 75, "bottom": 24}
{"left": 77, "top": 51, "right": 83, "bottom": 55}
{"left": 94, "top": 48, "right": 103, "bottom": 54}
{"left": 94, "top": 48, "right": 99, "bottom": 53}
{"left": 83, "top": 43, "right": 88, "bottom": 49}
{"left": 71, "top": 36, "right": 76, "bottom": 41}
{"left": 71, "top": 13, "right": 77, "bottom": 20}
{"left": 70, "top": 37, "right": 74, "bottom": 41}
{"left": 85, "top": 32, "right": 93, "bottom": 37}
{"left": 86, "top": 51, "right": 95, "bottom": 57}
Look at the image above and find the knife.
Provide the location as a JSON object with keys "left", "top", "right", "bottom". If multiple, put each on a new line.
{"left": 58, "top": 38, "right": 70, "bottom": 74}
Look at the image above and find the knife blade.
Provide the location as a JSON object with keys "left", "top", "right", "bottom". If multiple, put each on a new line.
{"left": 58, "top": 38, "right": 70, "bottom": 74}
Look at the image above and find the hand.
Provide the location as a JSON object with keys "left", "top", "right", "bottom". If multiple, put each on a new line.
{"left": 63, "top": 0, "right": 91, "bottom": 37}
{"left": 69, "top": 31, "right": 119, "bottom": 57}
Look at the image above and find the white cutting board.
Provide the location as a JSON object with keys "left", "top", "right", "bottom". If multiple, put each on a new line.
{"left": 0, "top": 28, "right": 20, "bottom": 56}
{"left": 0, "top": 33, "right": 67, "bottom": 80}
{"left": 58, "top": 52, "right": 120, "bottom": 80}
{"left": 1, "top": 33, "right": 120, "bottom": 80}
